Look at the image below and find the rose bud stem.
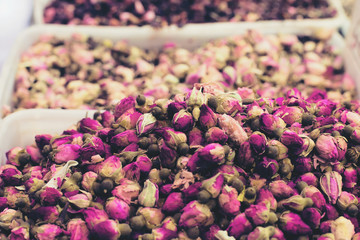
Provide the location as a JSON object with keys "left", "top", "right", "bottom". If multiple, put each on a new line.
{"left": 147, "top": 144, "right": 160, "bottom": 157}
{"left": 42, "top": 145, "right": 52, "bottom": 156}
{"left": 187, "top": 226, "right": 200, "bottom": 239}
{"left": 159, "top": 168, "right": 171, "bottom": 179}
{"left": 245, "top": 187, "right": 256, "bottom": 200}
{"left": 347, "top": 204, "right": 358, "bottom": 217}
{"left": 119, "top": 224, "right": 132, "bottom": 239}
{"left": 100, "top": 178, "right": 114, "bottom": 194}
{"left": 219, "top": 218, "right": 230, "bottom": 229}
{"left": 207, "top": 96, "right": 218, "bottom": 110}
{"left": 296, "top": 181, "right": 308, "bottom": 193}
{"left": 268, "top": 212, "right": 278, "bottom": 224}
{"left": 198, "top": 190, "right": 212, "bottom": 203}
{"left": 59, "top": 196, "right": 68, "bottom": 208}
{"left": 342, "top": 125, "right": 354, "bottom": 139}
{"left": 130, "top": 215, "right": 146, "bottom": 231}
{"left": 302, "top": 113, "right": 315, "bottom": 126}
{"left": 18, "top": 152, "right": 31, "bottom": 166}
{"left": 177, "top": 142, "right": 189, "bottom": 156}
{"left": 151, "top": 106, "right": 162, "bottom": 119}
{"left": 139, "top": 138, "right": 150, "bottom": 149}
{"left": 173, "top": 213, "right": 181, "bottom": 223}
{"left": 231, "top": 178, "right": 244, "bottom": 192}
{"left": 72, "top": 172, "right": 82, "bottom": 183}
{"left": 266, "top": 146, "right": 279, "bottom": 159}
{"left": 242, "top": 98, "right": 254, "bottom": 105}
{"left": 136, "top": 95, "right": 146, "bottom": 106}
{"left": 206, "top": 199, "right": 217, "bottom": 210}
{"left": 251, "top": 118, "right": 260, "bottom": 131}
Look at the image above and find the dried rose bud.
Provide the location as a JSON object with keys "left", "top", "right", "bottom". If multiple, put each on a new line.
{"left": 318, "top": 233, "right": 335, "bottom": 240}
{"left": 80, "top": 136, "right": 105, "bottom": 161}
{"left": 152, "top": 222, "right": 178, "bottom": 240}
{"left": 135, "top": 155, "right": 152, "bottom": 173}
{"left": 301, "top": 186, "right": 326, "bottom": 212}
{"left": 0, "top": 198, "right": 7, "bottom": 211}
{"left": 274, "top": 106, "right": 303, "bottom": 125}
{"left": 247, "top": 226, "right": 276, "bottom": 240}
{"left": 279, "top": 211, "right": 312, "bottom": 235}
{"left": 111, "top": 130, "right": 139, "bottom": 148}
{"left": 217, "top": 165, "right": 240, "bottom": 183}
{"left": 293, "top": 157, "right": 313, "bottom": 174}
{"left": 67, "top": 218, "right": 89, "bottom": 240}
{"left": 0, "top": 208, "right": 22, "bottom": 230}
{"left": 337, "top": 191, "right": 358, "bottom": 211}
{"left": 156, "top": 128, "right": 187, "bottom": 149}
{"left": 0, "top": 167, "right": 22, "bottom": 186}
{"left": 227, "top": 213, "right": 252, "bottom": 238}
{"left": 248, "top": 132, "right": 267, "bottom": 155}
{"left": 78, "top": 118, "right": 102, "bottom": 133}
{"left": 297, "top": 172, "right": 318, "bottom": 187}
{"left": 10, "top": 226, "right": 29, "bottom": 240}
{"left": 205, "top": 127, "right": 228, "bottom": 144}
{"left": 218, "top": 185, "right": 240, "bottom": 216}
{"left": 162, "top": 192, "right": 184, "bottom": 213}
{"left": 40, "top": 187, "right": 62, "bottom": 206}
{"left": 255, "top": 157, "right": 279, "bottom": 179}
{"left": 302, "top": 207, "right": 321, "bottom": 229}
{"left": 172, "top": 109, "right": 194, "bottom": 132}
{"left": 26, "top": 145, "right": 43, "bottom": 164}
{"left": 100, "top": 111, "right": 115, "bottom": 128}
{"left": 52, "top": 144, "right": 81, "bottom": 163}
{"left": 320, "top": 171, "right": 342, "bottom": 204}
{"left": 81, "top": 171, "right": 98, "bottom": 193}
{"left": 114, "top": 96, "right": 135, "bottom": 119}
{"left": 343, "top": 167, "right": 357, "bottom": 189}
{"left": 199, "top": 104, "right": 217, "bottom": 130}
{"left": 68, "top": 191, "right": 92, "bottom": 209}
{"left": 83, "top": 207, "right": 109, "bottom": 230}
{"left": 331, "top": 217, "right": 355, "bottom": 240}
{"left": 320, "top": 220, "right": 334, "bottom": 234}
{"left": 116, "top": 108, "right": 142, "bottom": 130}
{"left": 93, "top": 219, "right": 120, "bottom": 240}
{"left": 138, "top": 207, "right": 165, "bottom": 229}
{"left": 186, "top": 87, "right": 204, "bottom": 120}
{"left": 280, "top": 130, "right": 306, "bottom": 155}
{"left": 269, "top": 180, "right": 296, "bottom": 199}
{"left": 137, "top": 113, "right": 157, "bottom": 135}
{"left": 25, "top": 177, "right": 45, "bottom": 193}
{"left": 283, "top": 195, "right": 313, "bottom": 212}
{"left": 218, "top": 114, "right": 248, "bottom": 145}
{"left": 112, "top": 178, "right": 141, "bottom": 204}
{"left": 96, "top": 156, "right": 123, "bottom": 180}
{"left": 105, "top": 197, "right": 130, "bottom": 222}
{"left": 267, "top": 140, "right": 288, "bottom": 160}
{"left": 259, "top": 113, "right": 286, "bottom": 135}
{"left": 167, "top": 102, "right": 187, "bottom": 119}
{"left": 353, "top": 233, "right": 360, "bottom": 240}
{"left": 198, "top": 143, "right": 226, "bottom": 165}
{"left": 35, "top": 224, "right": 63, "bottom": 240}
{"left": 315, "top": 134, "right": 347, "bottom": 163}
{"left": 159, "top": 143, "right": 177, "bottom": 168}
{"left": 35, "top": 134, "right": 52, "bottom": 150}
{"left": 245, "top": 203, "right": 270, "bottom": 225}
{"left": 139, "top": 179, "right": 159, "bottom": 207}
{"left": 236, "top": 141, "right": 255, "bottom": 170}
{"left": 31, "top": 206, "right": 59, "bottom": 223}
{"left": 201, "top": 173, "right": 224, "bottom": 198}
{"left": 5, "top": 147, "right": 24, "bottom": 167}
{"left": 272, "top": 227, "right": 286, "bottom": 240}
{"left": 122, "top": 162, "right": 140, "bottom": 181}
{"left": 179, "top": 201, "right": 214, "bottom": 228}
{"left": 256, "top": 188, "right": 277, "bottom": 211}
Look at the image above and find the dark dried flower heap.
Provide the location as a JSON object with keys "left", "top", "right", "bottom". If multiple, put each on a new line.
{"left": 43, "top": 0, "right": 336, "bottom": 26}
{"left": 2, "top": 83, "right": 360, "bottom": 239}
{"left": 7, "top": 30, "right": 355, "bottom": 116}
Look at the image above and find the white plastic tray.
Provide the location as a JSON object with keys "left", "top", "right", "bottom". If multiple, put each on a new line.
{"left": 33, "top": 0, "right": 347, "bottom": 30}
{"left": 0, "top": 109, "right": 94, "bottom": 165}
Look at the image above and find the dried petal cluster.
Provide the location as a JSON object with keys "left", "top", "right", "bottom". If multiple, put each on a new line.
{"left": 6, "top": 30, "right": 354, "bottom": 117}
{"left": 43, "top": 0, "right": 336, "bottom": 26}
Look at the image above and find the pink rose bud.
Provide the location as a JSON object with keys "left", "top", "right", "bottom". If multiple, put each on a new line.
{"left": 320, "top": 220, "right": 334, "bottom": 234}
{"left": 337, "top": 191, "right": 358, "bottom": 211}
{"left": 83, "top": 207, "right": 109, "bottom": 230}
{"left": 110, "top": 130, "right": 139, "bottom": 148}
{"left": 255, "top": 157, "right": 279, "bottom": 179}
{"left": 0, "top": 198, "right": 7, "bottom": 211}
{"left": 201, "top": 173, "right": 225, "bottom": 198}
{"left": 5, "top": 147, "right": 23, "bottom": 167}
{"left": 138, "top": 180, "right": 159, "bottom": 207}
{"left": 199, "top": 104, "right": 217, "bottom": 130}
{"left": 167, "top": 102, "right": 187, "bottom": 119}
{"left": 136, "top": 113, "right": 157, "bottom": 135}
{"left": 96, "top": 155, "right": 123, "bottom": 179}
{"left": 236, "top": 141, "right": 255, "bottom": 170}
{"left": 78, "top": 118, "right": 102, "bottom": 133}
{"left": 152, "top": 220, "right": 178, "bottom": 240}
{"left": 155, "top": 128, "right": 187, "bottom": 149}
{"left": 256, "top": 188, "right": 277, "bottom": 211}
{"left": 218, "top": 185, "right": 240, "bottom": 216}
{"left": 297, "top": 173, "right": 318, "bottom": 187}
{"left": 245, "top": 203, "right": 270, "bottom": 225}
{"left": 315, "top": 134, "right": 347, "bottom": 163}
{"left": 353, "top": 233, "right": 360, "bottom": 240}
{"left": 269, "top": 180, "right": 296, "bottom": 199}
{"left": 105, "top": 197, "right": 130, "bottom": 222}
{"left": 26, "top": 145, "right": 43, "bottom": 164}
{"left": 279, "top": 211, "right": 312, "bottom": 235}
{"left": 218, "top": 114, "right": 248, "bottom": 145}
{"left": 122, "top": 162, "right": 140, "bottom": 181}
{"left": 198, "top": 143, "right": 225, "bottom": 165}
{"left": 172, "top": 109, "right": 194, "bottom": 132}
{"left": 213, "top": 93, "right": 242, "bottom": 116}
{"left": 320, "top": 171, "right": 342, "bottom": 204}
{"left": 325, "top": 204, "right": 339, "bottom": 220}
{"left": 116, "top": 108, "right": 142, "bottom": 130}
{"left": 227, "top": 213, "right": 252, "bottom": 238}
{"left": 114, "top": 96, "right": 135, "bottom": 119}
{"left": 10, "top": 226, "right": 29, "bottom": 240}
{"left": 217, "top": 165, "right": 240, "bottom": 183}
{"left": 100, "top": 111, "right": 115, "bottom": 128}
{"left": 68, "top": 191, "right": 92, "bottom": 209}
{"left": 272, "top": 227, "right": 286, "bottom": 240}
{"left": 248, "top": 226, "right": 276, "bottom": 240}
{"left": 159, "top": 143, "right": 177, "bottom": 168}
{"left": 80, "top": 136, "right": 105, "bottom": 161}
{"left": 293, "top": 157, "right": 313, "bottom": 174}
{"left": 331, "top": 217, "right": 355, "bottom": 240}
{"left": 81, "top": 171, "right": 98, "bottom": 193}
{"left": 35, "top": 134, "right": 52, "bottom": 150}
{"left": 52, "top": 144, "right": 81, "bottom": 163}
{"left": 205, "top": 127, "right": 228, "bottom": 144}
{"left": 249, "top": 132, "right": 267, "bottom": 155}
{"left": 188, "top": 128, "right": 204, "bottom": 147}
{"left": 282, "top": 195, "right": 313, "bottom": 212}
{"left": 93, "top": 219, "right": 120, "bottom": 240}
{"left": 25, "top": 177, "right": 45, "bottom": 193}
{"left": 112, "top": 178, "right": 141, "bottom": 204}
{"left": 67, "top": 218, "right": 89, "bottom": 240}
{"left": 32, "top": 206, "right": 59, "bottom": 223}
{"left": 316, "top": 100, "right": 336, "bottom": 117}
{"left": 35, "top": 224, "right": 63, "bottom": 240}
{"left": 222, "top": 65, "right": 237, "bottom": 86}
{"left": 274, "top": 106, "right": 303, "bottom": 125}
{"left": 301, "top": 186, "right": 326, "bottom": 212}
{"left": 302, "top": 208, "right": 322, "bottom": 229}
{"left": 280, "top": 130, "right": 306, "bottom": 155}
{"left": 162, "top": 192, "right": 184, "bottom": 213}
{"left": 179, "top": 201, "right": 214, "bottom": 228}
{"left": 259, "top": 113, "right": 286, "bottom": 135}
{"left": 135, "top": 155, "right": 152, "bottom": 173}
{"left": 0, "top": 168, "right": 22, "bottom": 186}
{"left": 267, "top": 140, "right": 288, "bottom": 160}
{"left": 343, "top": 167, "right": 357, "bottom": 189}
{"left": 50, "top": 135, "right": 73, "bottom": 148}
{"left": 40, "top": 187, "right": 63, "bottom": 206}
{"left": 0, "top": 208, "right": 22, "bottom": 230}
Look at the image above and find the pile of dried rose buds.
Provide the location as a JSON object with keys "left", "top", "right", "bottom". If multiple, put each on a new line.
{"left": 43, "top": 0, "right": 337, "bottom": 26}
{"left": 8, "top": 30, "right": 355, "bottom": 116}
{"left": 2, "top": 84, "right": 360, "bottom": 239}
